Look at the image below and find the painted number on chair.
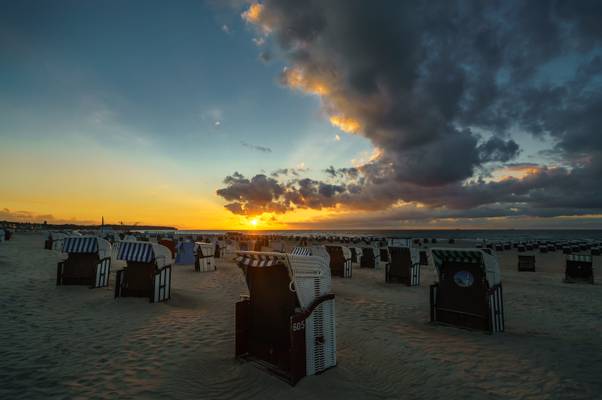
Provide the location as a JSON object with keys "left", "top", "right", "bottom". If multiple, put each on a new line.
{"left": 292, "top": 321, "right": 305, "bottom": 331}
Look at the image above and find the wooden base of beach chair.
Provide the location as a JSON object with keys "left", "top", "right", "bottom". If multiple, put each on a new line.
{"left": 564, "top": 255, "right": 594, "bottom": 284}
{"left": 115, "top": 263, "right": 172, "bottom": 302}
{"left": 56, "top": 255, "right": 111, "bottom": 288}
{"left": 518, "top": 255, "right": 536, "bottom": 272}
{"left": 386, "top": 263, "right": 421, "bottom": 286}
{"left": 429, "top": 282, "right": 504, "bottom": 334}
{"left": 195, "top": 255, "right": 216, "bottom": 272}
{"left": 235, "top": 294, "right": 336, "bottom": 386}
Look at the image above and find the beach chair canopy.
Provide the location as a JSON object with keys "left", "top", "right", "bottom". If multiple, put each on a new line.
{"left": 431, "top": 248, "right": 501, "bottom": 285}
{"left": 48, "top": 231, "right": 68, "bottom": 240}
{"left": 117, "top": 241, "right": 173, "bottom": 268}
{"left": 194, "top": 242, "right": 215, "bottom": 256}
{"left": 62, "top": 236, "right": 112, "bottom": 259}
{"left": 235, "top": 251, "right": 331, "bottom": 309}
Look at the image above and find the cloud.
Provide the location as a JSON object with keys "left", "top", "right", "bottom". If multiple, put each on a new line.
{"left": 240, "top": 141, "right": 272, "bottom": 153}
{"left": 222, "top": 1, "right": 602, "bottom": 223}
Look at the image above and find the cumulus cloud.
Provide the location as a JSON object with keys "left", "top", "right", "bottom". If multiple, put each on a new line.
{"left": 221, "top": 0, "right": 602, "bottom": 222}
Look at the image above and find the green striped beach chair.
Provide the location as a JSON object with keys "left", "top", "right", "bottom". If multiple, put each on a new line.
{"left": 429, "top": 248, "right": 504, "bottom": 333}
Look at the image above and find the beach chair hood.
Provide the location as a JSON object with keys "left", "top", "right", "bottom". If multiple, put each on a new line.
{"left": 430, "top": 248, "right": 501, "bottom": 285}
{"left": 62, "top": 236, "right": 112, "bottom": 259}
{"left": 117, "top": 241, "right": 173, "bottom": 268}
{"left": 235, "top": 251, "right": 331, "bottom": 309}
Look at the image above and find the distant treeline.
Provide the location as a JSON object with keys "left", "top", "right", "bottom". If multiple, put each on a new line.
{"left": 0, "top": 221, "right": 176, "bottom": 231}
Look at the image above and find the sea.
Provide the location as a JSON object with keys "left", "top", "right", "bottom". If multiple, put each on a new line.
{"left": 148, "top": 229, "right": 602, "bottom": 242}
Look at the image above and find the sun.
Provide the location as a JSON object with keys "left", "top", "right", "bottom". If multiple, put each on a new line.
{"left": 249, "top": 218, "right": 258, "bottom": 227}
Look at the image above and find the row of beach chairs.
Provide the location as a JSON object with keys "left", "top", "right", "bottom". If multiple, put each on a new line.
{"left": 49, "top": 235, "right": 596, "bottom": 386}
{"left": 53, "top": 236, "right": 218, "bottom": 302}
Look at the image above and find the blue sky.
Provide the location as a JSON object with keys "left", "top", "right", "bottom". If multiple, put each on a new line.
{"left": 1, "top": 1, "right": 600, "bottom": 229}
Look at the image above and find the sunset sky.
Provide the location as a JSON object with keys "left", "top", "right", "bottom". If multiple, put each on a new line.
{"left": 1, "top": 1, "right": 601, "bottom": 230}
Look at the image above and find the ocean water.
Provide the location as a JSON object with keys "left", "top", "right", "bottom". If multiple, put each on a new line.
{"left": 163, "top": 229, "right": 602, "bottom": 242}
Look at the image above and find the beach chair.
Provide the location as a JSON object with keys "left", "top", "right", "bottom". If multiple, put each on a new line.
{"left": 2, "top": 229, "right": 11, "bottom": 241}
{"left": 564, "top": 254, "right": 594, "bottom": 284}
{"left": 114, "top": 241, "right": 173, "bottom": 303}
{"left": 195, "top": 242, "right": 216, "bottom": 272}
{"left": 325, "top": 245, "right": 352, "bottom": 278}
{"left": 386, "top": 246, "right": 421, "bottom": 286}
{"left": 56, "top": 236, "right": 112, "bottom": 288}
{"left": 45, "top": 232, "right": 66, "bottom": 250}
{"left": 349, "top": 247, "right": 362, "bottom": 264}
{"left": 234, "top": 251, "right": 336, "bottom": 385}
{"left": 175, "top": 241, "right": 196, "bottom": 265}
{"left": 360, "top": 247, "right": 378, "bottom": 268}
{"left": 518, "top": 255, "right": 536, "bottom": 272}
{"left": 429, "top": 248, "right": 504, "bottom": 333}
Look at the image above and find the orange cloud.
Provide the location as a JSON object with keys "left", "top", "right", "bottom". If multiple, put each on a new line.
{"left": 281, "top": 66, "right": 331, "bottom": 96}
{"left": 492, "top": 163, "right": 543, "bottom": 181}
{"left": 329, "top": 115, "right": 361, "bottom": 133}
{"left": 242, "top": 3, "right": 263, "bottom": 24}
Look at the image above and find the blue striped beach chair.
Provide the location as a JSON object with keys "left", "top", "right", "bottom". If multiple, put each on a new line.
{"left": 114, "top": 241, "right": 173, "bottom": 303}
{"left": 56, "top": 236, "right": 112, "bottom": 288}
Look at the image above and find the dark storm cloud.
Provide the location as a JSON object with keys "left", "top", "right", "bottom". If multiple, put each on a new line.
{"left": 219, "top": 0, "right": 602, "bottom": 220}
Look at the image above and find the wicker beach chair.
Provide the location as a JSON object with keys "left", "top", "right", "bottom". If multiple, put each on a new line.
{"left": 234, "top": 251, "right": 336, "bottom": 385}
{"left": 325, "top": 245, "right": 352, "bottom": 278}
{"left": 114, "top": 241, "right": 173, "bottom": 303}
{"left": 518, "top": 255, "right": 536, "bottom": 272}
{"left": 360, "top": 246, "right": 378, "bottom": 268}
{"left": 194, "top": 242, "right": 216, "bottom": 272}
{"left": 564, "top": 254, "right": 594, "bottom": 284}
{"left": 56, "top": 236, "right": 112, "bottom": 288}
{"left": 386, "top": 246, "right": 421, "bottom": 286}
{"left": 429, "top": 248, "right": 504, "bottom": 333}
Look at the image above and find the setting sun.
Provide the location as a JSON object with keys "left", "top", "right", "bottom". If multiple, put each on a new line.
{"left": 249, "top": 218, "right": 258, "bottom": 227}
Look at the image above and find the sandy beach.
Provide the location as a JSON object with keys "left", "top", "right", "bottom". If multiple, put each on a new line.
{"left": 1, "top": 233, "right": 601, "bottom": 399}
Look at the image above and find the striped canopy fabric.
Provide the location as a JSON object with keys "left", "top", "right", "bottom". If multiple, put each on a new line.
{"left": 567, "top": 254, "right": 593, "bottom": 262}
{"left": 235, "top": 253, "right": 284, "bottom": 267}
{"left": 431, "top": 249, "right": 483, "bottom": 270}
{"left": 117, "top": 241, "right": 154, "bottom": 263}
{"left": 62, "top": 237, "right": 98, "bottom": 254}
{"left": 291, "top": 247, "right": 312, "bottom": 256}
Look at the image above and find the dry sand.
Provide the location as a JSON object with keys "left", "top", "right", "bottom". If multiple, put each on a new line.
{"left": 1, "top": 233, "right": 601, "bottom": 399}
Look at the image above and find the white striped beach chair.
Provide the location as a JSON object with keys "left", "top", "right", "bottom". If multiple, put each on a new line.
{"left": 234, "top": 251, "right": 336, "bottom": 385}
{"left": 386, "top": 246, "right": 420, "bottom": 286}
{"left": 194, "top": 242, "right": 216, "bottom": 272}
{"left": 325, "top": 245, "right": 352, "bottom": 278}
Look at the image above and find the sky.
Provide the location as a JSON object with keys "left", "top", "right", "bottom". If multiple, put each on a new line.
{"left": 1, "top": 0, "right": 601, "bottom": 230}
